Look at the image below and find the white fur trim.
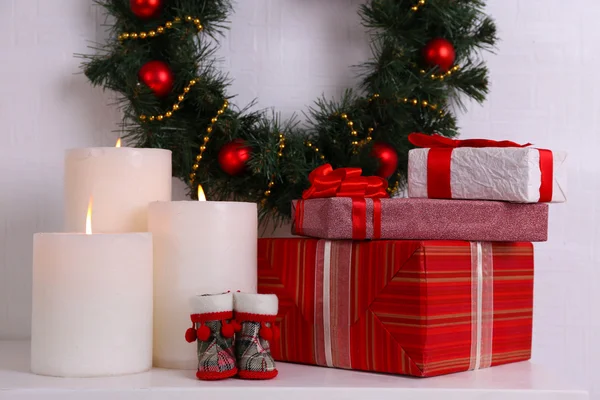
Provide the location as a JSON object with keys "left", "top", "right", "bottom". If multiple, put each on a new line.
{"left": 190, "top": 292, "right": 233, "bottom": 314}
{"left": 234, "top": 293, "right": 278, "bottom": 315}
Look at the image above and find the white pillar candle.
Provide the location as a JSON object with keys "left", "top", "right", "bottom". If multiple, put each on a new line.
{"left": 149, "top": 193, "right": 257, "bottom": 369}
{"left": 31, "top": 232, "right": 153, "bottom": 377}
{"left": 64, "top": 147, "right": 172, "bottom": 233}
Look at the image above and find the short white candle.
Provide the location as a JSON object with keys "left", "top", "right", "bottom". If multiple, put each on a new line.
{"left": 64, "top": 142, "right": 171, "bottom": 233}
{"left": 149, "top": 187, "right": 257, "bottom": 369}
{"left": 31, "top": 201, "right": 153, "bottom": 377}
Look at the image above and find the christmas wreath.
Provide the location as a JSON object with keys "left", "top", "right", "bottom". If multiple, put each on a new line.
{"left": 83, "top": 0, "right": 497, "bottom": 224}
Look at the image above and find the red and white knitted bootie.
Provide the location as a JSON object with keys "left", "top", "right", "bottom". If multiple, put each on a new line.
{"left": 185, "top": 292, "right": 237, "bottom": 380}
{"left": 233, "top": 292, "right": 279, "bottom": 380}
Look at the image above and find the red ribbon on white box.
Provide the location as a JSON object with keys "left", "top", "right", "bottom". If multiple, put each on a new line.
{"left": 312, "top": 240, "right": 495, "bottom": 371}
{"left": 409, "top": 133, "right": 554, "bottom": 202}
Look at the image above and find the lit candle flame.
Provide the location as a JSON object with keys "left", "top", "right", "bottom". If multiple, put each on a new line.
{"left": 85, "top": 197, "right": 93, "bottom": 235}
{"left": 197, "top": 185, "right": 206, "bottom": 201}
{"left": 115, "top": 138, "right": 122, "bottom": 148}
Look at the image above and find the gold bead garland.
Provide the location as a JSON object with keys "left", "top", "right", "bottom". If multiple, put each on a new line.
{"left": 387, "top": 173, "right": 402, "bottom": 195}
{"left": 260, "top": 178, "right": 275, "bottom": 208}
{"left": 326, "top": 92, "right": 441, "bottom": 157}
{"left": 260, "top": 133, "right": 286, "bottom": 207}
{"left": 118, "top": 16, "right": 203, "bottom": 41}
{"left": 338, "top": 113, "right": 360, "bottom": 150}
{"left": 275, "top": 132, "right": 286, "bottom": 158}
{"left": 350, "top": 127, "right": 376, "bottom": 150}
{"left": 419, "top": 65, "right": 460, "bottom": 80}
{"left": 305, "top": 141, "right": 326, "bottom": 161}
{"left": 189, "top": 99, "right": 229, "bottom": 183}
{"left": 329, "top": 93, "right": 381, "bottom": 154}
{"left": 358, "top": 93, "right": 379, "bottom": 149}
{"left": 366, "top": 127, "right": 374, "bottom": 142}
{"left": 331, "top": 91, "right": 442, "bottom": 155}
{"left": 139, "top": 79, "right": 197, "bottom": 122}
{"left": 339, "top": 93, "right": 380, "bottom": 152}
{"left": 411, "top": 0, "right": 426, "bottom": 11}
{"left": 402, "top": 97, "right": 444, "bottom": 116}
{"left": 358, "top": 127, "right": 374, "bottom": 148}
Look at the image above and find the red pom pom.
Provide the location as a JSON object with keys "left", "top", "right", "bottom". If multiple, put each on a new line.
{"left": 273, "top": 325, "right": 281, "bottom": 341}
{"left": 196, "top": 325, "right": 211, "bottom": 342}
{"left": 221, "top": 323, "right": 235, "bottom": 338}
{"left": 185, "top": 327, "right": 197, "bottom": 343}
{"left": 232, "top": 320, "right": 242, "bottom": 333}
{"left": 259, "top": 325, "right": 273, "bottom": 341}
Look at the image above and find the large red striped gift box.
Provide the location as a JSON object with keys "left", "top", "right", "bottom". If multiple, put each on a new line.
{"left": 258, "top": 238, "right": 534, "bottom": 377}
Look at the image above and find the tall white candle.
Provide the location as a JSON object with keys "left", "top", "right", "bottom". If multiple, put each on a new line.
{"left": 149, "top": 190, "right": 257, "bottom": 369}
{"left": 64, "top": 146, "right": 172, "bottom": 233}
{"left": 31, "top": 204, "right": 153, "bottom": 377}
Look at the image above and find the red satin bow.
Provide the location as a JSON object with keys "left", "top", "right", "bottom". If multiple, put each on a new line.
{"left": 409, "top": 133, "right": 532, "bottom": 149}
{"left": 302, "top": 164, "right": 389, "bottom": 200}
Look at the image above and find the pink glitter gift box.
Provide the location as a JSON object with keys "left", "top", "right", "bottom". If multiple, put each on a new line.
{"left": 292, "top": 197, "right": 548, "bottom": 242}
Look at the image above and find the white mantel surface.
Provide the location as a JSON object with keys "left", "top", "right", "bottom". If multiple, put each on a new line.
{"left": 0, "top": 341, "right": 588, "bottom": 400}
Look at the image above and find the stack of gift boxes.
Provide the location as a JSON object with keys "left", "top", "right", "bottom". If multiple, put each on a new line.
{"left": 257, "top": 134, "right": 567, "bottom": 377}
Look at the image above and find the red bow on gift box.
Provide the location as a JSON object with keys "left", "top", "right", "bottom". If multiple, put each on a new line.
{"left": 302, "top": 164, "right": 389, "bottom": 200}
{"left": 297, "top": 164, "right": 389, "bottom": 240}
{"left": 408, "top": 133, "right": 553, "bottom": 202}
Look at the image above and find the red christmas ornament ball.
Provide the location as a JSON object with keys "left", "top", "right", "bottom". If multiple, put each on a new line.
{"left": 371, "top": 142, "right": 399, "bottom": 179}
{"left": 130, "top": 0, "right": 163, "bottom": 20}
{"left": 218, "top": 139, "right": 252, "bottom": 176}
{"left": 422, "top": 38, "right": 456, "bottom": 72}
{"left": 138, "top": 61, "right": 174, "bottom": 98}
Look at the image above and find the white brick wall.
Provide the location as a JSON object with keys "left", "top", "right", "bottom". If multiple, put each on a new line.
{"left": 0, "top": 0, "right": 597, "bottom": 397}
{"left": 0, "top": 0, "right": 121, "bottom": 338}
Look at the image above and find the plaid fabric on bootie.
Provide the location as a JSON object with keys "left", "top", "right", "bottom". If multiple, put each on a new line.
{"left": 185, "top": 292, "right": 237, "bottom": 380}
{"left": 233, "top": 292, "right": 279, "bottom": 380}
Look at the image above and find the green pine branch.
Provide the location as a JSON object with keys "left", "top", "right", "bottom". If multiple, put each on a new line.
{"left": 81, "top": 0, "right": 497, "bottom": 224}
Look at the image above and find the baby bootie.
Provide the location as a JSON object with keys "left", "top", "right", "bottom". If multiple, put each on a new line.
{"left": 233, "top": 292, "right": 279, "bottom": 380}
{"left": 185, "top": 292, "right": 237, "bottom": 380}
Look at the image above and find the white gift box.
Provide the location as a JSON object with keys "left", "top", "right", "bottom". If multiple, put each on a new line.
{"left": 408, "top": 147, "right": 567, "bottom": 203}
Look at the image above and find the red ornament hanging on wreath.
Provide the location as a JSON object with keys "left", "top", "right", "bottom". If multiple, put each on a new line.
{"left": 371, "top": 142, "right": 399, "bottom": 179}
{"left": 138, "top": 61, "right": 174, "bottom": 98}
{"left": 422, "top": 38, "right": 456, "bottom": 72}
{"left": 130, "top": 0, "right": 163, "bottom": 20}
{"left": 218, "top": 139, "right": 252, "bottom": 176}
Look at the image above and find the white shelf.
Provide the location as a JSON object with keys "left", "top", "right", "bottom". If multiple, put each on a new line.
{"left": 0, "top": 341, "right": 588, "bottom": 400}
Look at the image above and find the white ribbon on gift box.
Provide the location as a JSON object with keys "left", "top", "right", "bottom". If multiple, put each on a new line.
{"left": 469, "top": 242, "right": 494, "bottom": 370}
{"left": 323, "top": 241, "right": 334, "bottom": 368}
